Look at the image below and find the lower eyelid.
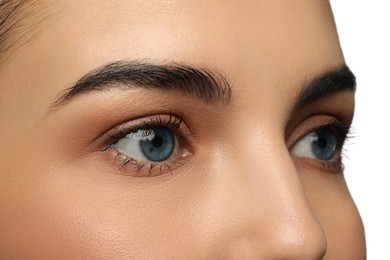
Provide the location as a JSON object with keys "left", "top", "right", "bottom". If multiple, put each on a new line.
{"left": 100, "top": 146, "right": 188, "bottom": 177}
{"left": 293, "top": 156, "right": 344, "bottom": 174}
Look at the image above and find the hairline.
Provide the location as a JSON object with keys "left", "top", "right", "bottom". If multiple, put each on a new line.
{"left": 0, "top": 0, "right": 49, "bottom": 65}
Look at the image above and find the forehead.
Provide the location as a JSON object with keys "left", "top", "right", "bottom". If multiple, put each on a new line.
{"left": 45, "top": 0, "right": 342, "bottom": 65}
{"left": 1, "top": 0, "right": 344, "bottom": 120}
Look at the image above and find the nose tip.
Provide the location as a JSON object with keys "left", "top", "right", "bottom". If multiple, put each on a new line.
{"left": 253, "top": 179, "right": 328, "bottom": 259}
{"left": 223, "top": 198, "right": 328, "bottom": 260}
{"left": 265, "top": 214, "right": 328, "bottom": 259}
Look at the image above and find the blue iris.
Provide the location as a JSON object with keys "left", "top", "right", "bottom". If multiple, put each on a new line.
{"left": 312, "top": 128, "right": 337, "bottom": 160}
{"left": 139, "top": 126, "right": 175, "bottom": 162}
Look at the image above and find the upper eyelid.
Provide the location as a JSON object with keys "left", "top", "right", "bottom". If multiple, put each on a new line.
{"left": 284, "top": 85, "right": 355, "bottom": 142}
{"left": 101, "top": 114, "right": 190, "bottom": 146}
{"left": 286, "top": 115, "right": 351, "bottom": 149}
{"left": 85, "top": 112, "right": 192, "bottom": 155}
{"left": 113, "top": 115, "right": 186, "bottom": 135}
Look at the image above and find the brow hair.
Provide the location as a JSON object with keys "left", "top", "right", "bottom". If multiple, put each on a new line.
{"left": 52, "top": 61, "right": 355, "bottom": 111}
{"left": 296, "top": 65, "right": 356, "bottom": 109}
{"left": 54, "top": 60, "right": 233, "bottom": 106}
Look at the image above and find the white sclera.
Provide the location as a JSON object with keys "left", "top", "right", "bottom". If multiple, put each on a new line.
{"left": 290, "top": 132, "right": 318, "bottom": 159}
{"left": 114, "top": 130, "right": 155, "bottom": 160}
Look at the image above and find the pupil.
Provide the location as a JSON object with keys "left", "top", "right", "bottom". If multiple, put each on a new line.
{"left": 318, "top": 138, "right": 327, "bottom": 149}
{"left": 312, "top": 128, "right": 337, "bottom": 160}
{"left": 152, "top": 136, "right": 163, "bottom": 148}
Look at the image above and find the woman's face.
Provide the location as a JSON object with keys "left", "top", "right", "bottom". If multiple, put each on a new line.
{"left": 0, "top": 0, "right": 365, "bottom": 259}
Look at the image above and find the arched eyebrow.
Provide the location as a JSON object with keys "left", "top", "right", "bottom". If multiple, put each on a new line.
{"left": 296, "top": 65, "right": 356, "bottom": 109}
{"left": 52, "top": 60, "right": 232, "bottom": 106}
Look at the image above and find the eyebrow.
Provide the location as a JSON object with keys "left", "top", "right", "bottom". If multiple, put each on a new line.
{"left": 53, "top": 60, "right": 232, "bottom": 106}
{"left": 52, "top": 61, "right": 355, "bottom": 110}
{"left": 296, "top": 65, "right": 356, "bottom": 109}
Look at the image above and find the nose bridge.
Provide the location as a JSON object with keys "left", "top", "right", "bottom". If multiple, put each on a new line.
{"left": 222, "top": 131, "right": 327, "bottom": 258}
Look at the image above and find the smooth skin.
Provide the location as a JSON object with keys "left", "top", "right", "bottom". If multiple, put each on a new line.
{"left": 0, "top": 0, "right": 365, "bottom": 259}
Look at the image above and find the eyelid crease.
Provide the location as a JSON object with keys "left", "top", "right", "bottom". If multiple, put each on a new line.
{"left": 108, "top": 113, "right": 186, "bottom": 145}
{"left": 287, "top": 115, "right": 352, "bottom": 150}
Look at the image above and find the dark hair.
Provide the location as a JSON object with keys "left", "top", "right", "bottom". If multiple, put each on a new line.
{"left": 0, "top": 1, "right": 23, "bottom": 58}
{"left": 0, "top": 0, "right": 45, "bottom": 63}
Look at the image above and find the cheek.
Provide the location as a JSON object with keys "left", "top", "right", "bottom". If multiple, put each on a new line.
{"left": 0, "top": 152, "right": 209, "bottom": 259}
{"left": 0, "top": 120, "right": 209, "bottom": 259}
{"left": 298, "top": 166, "right": 366, "bottom": 259}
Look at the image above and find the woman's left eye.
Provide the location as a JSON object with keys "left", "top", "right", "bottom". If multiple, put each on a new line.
{"left": 290, "top": 127, "right": 339, "bottom": 161}
{"left": 114, "top": 126, "right": 176, "bottom": 162}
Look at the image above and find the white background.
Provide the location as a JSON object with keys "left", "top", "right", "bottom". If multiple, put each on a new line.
{"left": 330, "top": 1, "right": 390, "bottom": 259}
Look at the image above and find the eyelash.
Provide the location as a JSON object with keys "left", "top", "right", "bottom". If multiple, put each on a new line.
{"left": 322, "top": 120, "right": 351, "bottom": 142}
{"left": 100, "top": 113, "right": 192, "bottom": 176}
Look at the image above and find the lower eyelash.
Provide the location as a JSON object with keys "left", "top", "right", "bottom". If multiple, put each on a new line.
{"left": 320, "top": 157, "right": 344, "bottom": 173}
{"left": 107, "top": 147, "right": 185, "bottom": 176}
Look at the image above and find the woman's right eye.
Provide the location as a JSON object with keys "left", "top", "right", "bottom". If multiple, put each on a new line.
{"left": 100, "top": 114, "right": 192, "bottom": 176}
{"left": 114, "top": 126, "right": 177, "bottom": 162}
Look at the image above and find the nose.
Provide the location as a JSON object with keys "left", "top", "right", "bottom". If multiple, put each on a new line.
{"left": 217, "top": 139, "right": 327, "bottom": 259}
